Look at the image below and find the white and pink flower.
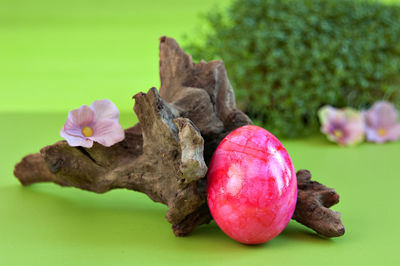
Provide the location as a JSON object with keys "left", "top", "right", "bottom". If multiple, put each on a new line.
{"left": 364, "top": 101, "right": 400, "bottom": 143}
{"left": 60, "top": 100, "right": 125, "bottom": 148}
{"left": 318, "top": 105, "right": 365, "bottom": 146}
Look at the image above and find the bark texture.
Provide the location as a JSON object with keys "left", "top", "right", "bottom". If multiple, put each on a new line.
{"left": 293, "top": 170, "right": 345, "bottom": 237}
{"left": 14, "top": 36, "right": 344, "bottom": 238}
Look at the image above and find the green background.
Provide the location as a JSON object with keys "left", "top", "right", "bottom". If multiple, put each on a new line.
{"left": 1, "top": 0, "right": 399, "bottom": 265}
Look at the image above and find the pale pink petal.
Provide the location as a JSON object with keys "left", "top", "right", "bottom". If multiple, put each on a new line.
{"left": 365, "top": 109, "right": 379, "bottom": 129}
{"left": 68, "top": 105, "right": 95, "bottom": 127}
{"left": 63, "top": 105, "right": 94, "bottom": 137}
{"left": 365, "top": 127, "right": 385, "bottom": 143}
{"left": 62, "top": 116, "right": 81, "bottom": 137}
{"left": 343, "top": 117, "right": 365, "bottom": 145}
{"left": 60, "top": 128, "right": 93, "bottom": 148}
{"left": 318, "top": 105, "right": 365, "bottom": 146}
{"left": 366, "top": 101, "right": 398, "bottom": 128}
{"left": 60, "top": 99, "right": 124, "bottom": 148}
{"left": 386, "top": 124, "right": 400, "bottom": 141}
{"left": 318, "top": 106, "right": 342, "bottom": 135}
{"left": 364, "top": 101, "right": 400, "bottom": 143}
{"left": 90, "top": 99, "right": 120, "bottom": 121}
{"left": 91, "top": 119, "right": 125, "bottom": 147}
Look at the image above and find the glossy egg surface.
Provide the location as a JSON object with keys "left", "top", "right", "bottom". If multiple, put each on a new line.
{"left": 207, "top": 125, "right": 297, "bottom": 244}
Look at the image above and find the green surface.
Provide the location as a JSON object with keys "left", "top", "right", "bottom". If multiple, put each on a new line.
{"left": 1, "top": 0, "right": 400, "bottom": 265}
{"left": 1, "top": 113, "right": 400, "bottom": 265}
{"left": 0, "top": 0, "right": 230, "bottom": 113}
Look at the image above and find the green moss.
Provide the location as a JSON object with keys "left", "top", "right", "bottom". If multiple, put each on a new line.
{"left": 185, "top": 0, "right": 400, "bottom": 138}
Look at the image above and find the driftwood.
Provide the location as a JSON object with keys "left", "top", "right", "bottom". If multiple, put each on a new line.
{"left": 14, "top": 36, "right": 344, "bottom": 238}
{"left": 293, "top": 170, "right": 344, "bottom": 237}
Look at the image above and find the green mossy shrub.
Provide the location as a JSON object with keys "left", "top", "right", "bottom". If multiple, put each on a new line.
{"left": 185, "top": 0, "right": 400, "bottom": 138}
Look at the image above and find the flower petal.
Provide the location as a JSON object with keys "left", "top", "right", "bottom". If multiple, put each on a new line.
{"left": 385, "top": 124, "right": 400, "bottom": 142}
{"left": 318, "top": 105, "right": 336, "bottom": 126}
{"left": 90, "top": 99, "right": 120, "bottom": 122}
{"left": 62, "top": 115, "right": 82, "bottom": 137}
{"left": 68, "top": 105, "right": 95, "bottom": 127}
{"left": 343, "top": 115, "right": 365, "bottom": 146}
{"left": 365, "top": 127, "right": 385, "bottom": 143}
{"left": 60, "top": 128, "right": 93, "bottom": 148}
{"left": 365, "top": 101, "right": 398, "bottom": 128}
{"left": 91, "top": 119, "right": 125, "bottom": 147}
{"left": 343, "top": 107, "right": 363, "bottom": 121}
{"left": 318, "top": 105, "right": 365, "bottom": 146}
{"left": 63, "top": 126, "right": 83, "bottom": 139}
{"left": 318, "top": 105, "right": 343, "bottom": 135}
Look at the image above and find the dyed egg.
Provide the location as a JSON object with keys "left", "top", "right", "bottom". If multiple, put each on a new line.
{"left": 207, "top": 125, "right": 297, "bottom": 244}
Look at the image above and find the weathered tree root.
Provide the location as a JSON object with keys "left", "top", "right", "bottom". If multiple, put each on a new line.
{"left": 293, "top": 170, "right": 345, "bottom": 237}
{"left": 15, "top": 88, "right": 209, "bottom": 231}
{"left": 13, "top": 36, "right": 344, "bottom": 238}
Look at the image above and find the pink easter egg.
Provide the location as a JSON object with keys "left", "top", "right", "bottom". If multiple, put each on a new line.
{"left": 207, "top": 125, "right": 297, "bottom": 244}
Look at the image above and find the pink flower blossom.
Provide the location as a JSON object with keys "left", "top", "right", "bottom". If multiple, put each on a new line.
{"left": 318, "top": 105, "right": 365, "bottom": 146}
{"left": 364, "top": 101, "right": 400, "bottom": 143}
{"left": 60, "top": 100, "right": 125, "bottom": 148}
